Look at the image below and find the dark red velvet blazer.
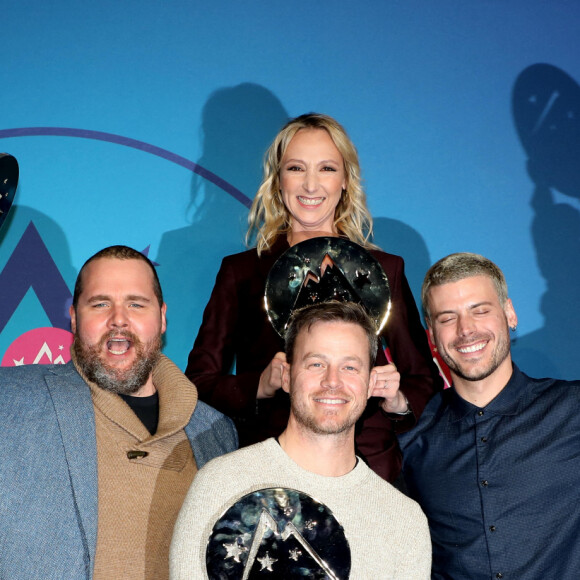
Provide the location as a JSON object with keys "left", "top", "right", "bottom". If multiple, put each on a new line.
{"left": 186, "top": 237, "right": 442, "bottom": 482}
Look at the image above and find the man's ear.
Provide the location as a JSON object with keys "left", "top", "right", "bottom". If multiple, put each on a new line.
{"left": 161, "top": 302, "right": 167, "bottom": 334}
{"left": 504, "top": 298, "right": 518, "bottom": 329}
{"left": 69, "top": 305, "right": 77, "bottom": 334}
{"left": 426, "top": 321, "right": 435, "bottom": 346}
{"left": 281, "top": 362, "right": 291, "bottom": 394}
{"left": 367, "top": 368, "right": 378, "bottom": 400}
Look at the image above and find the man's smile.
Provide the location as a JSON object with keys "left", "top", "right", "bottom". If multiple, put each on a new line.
{"left": 315, "top": 398, "right": 347, "bottom": 405}
{"left": 456, "top": 341, "right": 488, "bottom": 354}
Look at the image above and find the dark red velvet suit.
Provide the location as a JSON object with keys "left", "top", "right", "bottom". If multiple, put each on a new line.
{"left": 185, "top": 237, "right": 442, "bottom": 482}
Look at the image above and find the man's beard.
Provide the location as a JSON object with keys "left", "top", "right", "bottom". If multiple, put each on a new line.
{"left": 72, "top": 330, "right": 162, "bottom": 395}
{"left": 289, "top": 389, "right": 362, "bottom": 436}
{"left": 438, "top": 322, "right": 511, "bottom": 383}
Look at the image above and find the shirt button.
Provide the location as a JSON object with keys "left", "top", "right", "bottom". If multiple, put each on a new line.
{"left": 481, "top": 437, "right": 488, "bottom": 443}
{"left": 478, "top": 410, "right": 484, "bottom": 416}
{"left": 489, "top": 525, "right": 496, "bottom": 532}
{"left": 481, "top": 480, "right": 489, "bottom": 487}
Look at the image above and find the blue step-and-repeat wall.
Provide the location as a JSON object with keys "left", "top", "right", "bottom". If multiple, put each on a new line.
{"left": 1, "top": 1, "right": 579, "bottom": 379}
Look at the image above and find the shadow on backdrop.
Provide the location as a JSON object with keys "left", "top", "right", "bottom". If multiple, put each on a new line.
{"left": 511, "top": 63, "right": 580, "bottom": 380}
{"left": 155, "top": 83, "right": 288, "bottom": 369}
{"left": 372, "top": 216, "right": 431, "bottom": 318}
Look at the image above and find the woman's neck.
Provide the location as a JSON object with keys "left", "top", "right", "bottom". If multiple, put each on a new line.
{"left": 287, "top": 230, "right": 339, "bottom": 247}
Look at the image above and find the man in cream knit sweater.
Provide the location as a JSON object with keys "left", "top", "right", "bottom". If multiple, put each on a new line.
{"left": 171, "top": 301, "right": 431, "bottom": 579}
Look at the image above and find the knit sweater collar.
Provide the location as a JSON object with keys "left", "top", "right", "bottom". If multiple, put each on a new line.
{"left": 71, "top": 351, "right": 198, "bottom": 442}
{"left": 263, "top": 437, "right": 371, "bottom": 491}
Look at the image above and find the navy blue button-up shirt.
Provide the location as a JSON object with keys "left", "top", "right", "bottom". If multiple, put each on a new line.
{"left": 398, "top": 365, "right": 580, "bottom": 579}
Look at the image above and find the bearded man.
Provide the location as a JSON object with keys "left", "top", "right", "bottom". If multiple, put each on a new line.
{"left": 399, "top": 252, "right": 580, "bottom": 579}
{"left": 0, "top": 245, "right": 237, "bottom": 580}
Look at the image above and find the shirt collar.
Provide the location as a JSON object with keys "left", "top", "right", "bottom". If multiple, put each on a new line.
{"left": 447, "top": 364, "right": 528, "bottom": 422}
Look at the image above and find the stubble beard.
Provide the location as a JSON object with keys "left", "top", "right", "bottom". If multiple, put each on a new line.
{"left": 72, "top": 330, "right": 162, "bottom": 395}
{"left": 439, "top": 321, "right": 511, "bottom": 383}
{"left": 289, "top": 389, "right": 360, "bottom": 436}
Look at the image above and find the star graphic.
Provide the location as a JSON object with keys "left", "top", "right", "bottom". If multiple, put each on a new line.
{"left": 13, "top": 358, "right": 25, "bottom": 366}
{"left": 289, "top": 548, "right": 302, "bottom": 561}
{"left": 223, "top": 541, "right": 247, "bottom": 563}
{"left": 304, "top": 519, "right": 317, "bottom": 530}
{"left": 58, "top": 344, "right": 64, "bottom": 351}
{"left": 257, "top": 552, "right": 277, "bottom": 572}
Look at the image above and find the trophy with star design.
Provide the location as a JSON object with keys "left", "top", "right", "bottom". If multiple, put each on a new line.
{"left": 206, "top": 488, "right": 350, "bottom": 579}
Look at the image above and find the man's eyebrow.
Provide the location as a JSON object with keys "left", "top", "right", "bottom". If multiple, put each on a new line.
{"left": 303, "top": 352, "right": 328, "bottom": 360}
{"left": 434, "top": 309, "right": 456, "bottom": 318}
{"left": 468, "top": 301, "right": 493, "bottom": 309}
{"left": 126, "top": 295, "right": 152, "bottom": 303}
{"left": 85, "top": 294, "right": 152, "bottom": 303}
{"left": 434, "top": 301, "right": 494, "bottom": 317}
{"left": 86, "top": 294, "right": 111, "bottom": 303}
{"left": 302, "top": 353, "right": 363, "bottom": 364}
{"left": 340, "top": 355, "right": 365, "bottom": 367}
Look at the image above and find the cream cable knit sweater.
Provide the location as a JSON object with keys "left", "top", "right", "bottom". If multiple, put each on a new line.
{"left": 170, "top": 438, "right": 431, "bottom": 579}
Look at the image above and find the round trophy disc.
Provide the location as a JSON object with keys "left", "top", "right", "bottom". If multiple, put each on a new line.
{"left": 0, "top": 154, "right": 18, "bottom": 231}
{"left": 265, "top": 237, "right": 391, "bottom": 337}
{"left": 206, "top": 487, "right": 351, "bottom": 579}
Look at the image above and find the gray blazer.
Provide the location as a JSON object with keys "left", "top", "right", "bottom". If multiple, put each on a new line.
{"left": 0, "top": 362, "right": 238, "bottom": 579}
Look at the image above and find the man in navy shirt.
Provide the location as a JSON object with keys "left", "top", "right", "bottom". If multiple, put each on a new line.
{"left": 399, "top": 252, "right": 580, "bottom": 579}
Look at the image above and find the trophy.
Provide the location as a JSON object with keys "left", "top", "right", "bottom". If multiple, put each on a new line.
{"left": 265, "top": 236, "right": 391, "bottom": 337}
{"left": 206, "top": 487, "right": 351, "bottom": 579}
{"left": 0, "top": 154, "right": 18, "bottom": 231}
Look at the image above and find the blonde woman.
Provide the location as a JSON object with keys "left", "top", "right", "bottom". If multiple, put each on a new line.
{"left": 185, "top": 113, "right": 441, "bottom": 482}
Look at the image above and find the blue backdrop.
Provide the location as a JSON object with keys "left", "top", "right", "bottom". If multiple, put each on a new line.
{"left": 1, "top": 1, "right": 579, "bottom": 379}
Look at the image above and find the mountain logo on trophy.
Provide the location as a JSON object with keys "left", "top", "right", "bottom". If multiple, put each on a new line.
{"left": 233, "top": 507, "right": 340, "bottom": 579}
{"left": 206, "top": 487, "right": 351, "bottom": 579}
{"left": 291, "top": 253, "right": 365, "bottom": 314}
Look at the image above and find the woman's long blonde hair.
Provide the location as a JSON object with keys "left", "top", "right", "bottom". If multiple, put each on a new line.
{"left": 246, "top": 113, "right": 376, "bottom": 255}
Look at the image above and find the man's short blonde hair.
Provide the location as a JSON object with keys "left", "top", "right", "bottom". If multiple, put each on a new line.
{"left": 422, "top": 252, "right": 508, "bottom": 323}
